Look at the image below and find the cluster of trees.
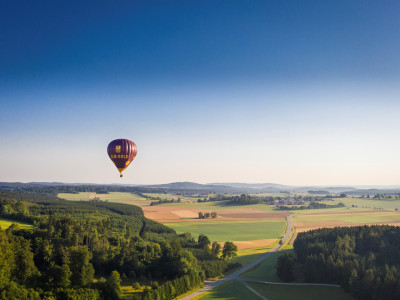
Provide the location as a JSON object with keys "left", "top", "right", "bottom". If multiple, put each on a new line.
{"left": 0, "top": 190, "right": 240, "bottom": 299}
{"left": 373, "top": 194, "right": 400, "bottom": 200}
{"left": 278, "top": 202, "right": 345, "bottom": 210}
{"left": 225, "top": 194, "right": 265, "bottom": 205}
{"left": 197, "top": 194, "right": 267, "bottom": 205}
{"left": 198, "top": 212, "right": 217, "bottom": 219}
{"left": 276, "top": 225, "right": 400, "bottom": 300}
{"left": 136, "top": 272, "right": 203, "bottom": 300}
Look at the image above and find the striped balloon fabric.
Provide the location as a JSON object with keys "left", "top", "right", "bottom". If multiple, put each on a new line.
{"left": 107, "top": 139, "right": 137, "bottom": 177}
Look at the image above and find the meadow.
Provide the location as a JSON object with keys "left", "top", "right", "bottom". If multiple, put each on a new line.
{"left": 246, "top": 282, "right": 354, "bottom": 300}
{"left": 0, "top": 217, "right": 33, "bottom": 230}
{"left": 231, "top": 240, "right": 280, "bottom": 266}
{"left": 192, "top": 281, "right": 260, "bottom": 300}
{"left": 164, "top": 219, "right": 286, "bottom": 242}
{"left": 295, "top": 211, "right": 400, "bottom": 223}
{"left": 58, "top": 192, "right": 153, "bottom": 206}
{"left": 240, "top": 251, "right": 283, "bottom": 282}
{"left": 195, "top": 274, "right": 353, "bottom": 300}
{"left": 329, "top": 197, "right": 400, "bottom": 211}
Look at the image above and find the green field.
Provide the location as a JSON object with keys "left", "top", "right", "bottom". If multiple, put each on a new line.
{"left": 144, "top": 193, "right": 201, "bottom": 202}
{"left": 231, "top": 240, "right": 280, "bottom": 266}
{"left": 58, "top": 192, "right": 153, "bottom": 206}
{"left": 0, "top": 218, "right": 33, "bottom": 230}
{"left": 193, "top": 281, "right": 260, "bottom": 300}
{"left": 295, "top": 212, "right": 400, "bottom": 223}
{"left": 240, "top": 251, "right": 283, "bottom": 282}
{"left": 164, "top": 220, "right": 286, "bottom": 242}
{"left": 247, "top": 282, "right": 354, "bottom": 300}
{"left": 330, "top": 197, "right": 400, "bottom": 211}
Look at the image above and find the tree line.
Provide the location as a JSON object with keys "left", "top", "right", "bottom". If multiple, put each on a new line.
{"left": 278, "top": 202, "right": 345, "bottom": 210}
{"left": 276, "top": 225, "right": 400, "bottom": 300}
{"left": 0, "top": 190, "right": 239, "bottom": 299}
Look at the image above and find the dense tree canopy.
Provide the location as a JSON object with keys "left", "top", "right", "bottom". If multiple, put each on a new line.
{"left": 276, "top": 225, "right": 400, "bottom": 300}
{"left": 0, "top": 190, "right": 239, "bottom": 299}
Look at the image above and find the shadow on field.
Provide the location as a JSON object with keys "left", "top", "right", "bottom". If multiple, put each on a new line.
{"left": 203, "top": 281, "right": 261, "bottom": 300}
{"left": 239, "top": 250, "right": 292, "bottom": 281}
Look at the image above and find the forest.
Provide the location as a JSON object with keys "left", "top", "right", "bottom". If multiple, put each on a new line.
{"left": 276, "top": 225, "right": 400, "bottom": 300}
{"left": 277, "top": 202, "right": 345, "bottom": 210}
{"left": 0, "top": 190, "right": 238, "bottom": 299}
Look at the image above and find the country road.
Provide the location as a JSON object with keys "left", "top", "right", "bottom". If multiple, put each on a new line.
{"left": 180, "top": 215, "right": 293, "bottom": 300}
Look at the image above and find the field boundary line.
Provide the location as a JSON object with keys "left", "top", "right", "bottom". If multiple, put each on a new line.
{"left": 242, "top": 278, "right": 341, "bottom": 288}
{"left": 236, "top": 278, "right": 268, "bottom": 300}
{"left": 180, "top": 215, "right": 293, "bottom": 299}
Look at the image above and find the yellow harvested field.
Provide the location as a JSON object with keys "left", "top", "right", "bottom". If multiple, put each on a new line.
{"left": 294, "top": 220, "right": 355, "bottom": 233}
{"left": 142, "top": 206, "right": 289, "bottom": 222}
{"left": 218, "top": 209, "right": 290, "bottom": 219}
{"left": 88, "top": 194, "right": 108, "bottom": 199}
{"left": 171, "top": 210, "right": 199, "bottom": 218}
{"left": 299, "top": 210, "right": 393, "bottom": 217}
{"left": 218, "top": 239, "right": 277, "bottom": 250}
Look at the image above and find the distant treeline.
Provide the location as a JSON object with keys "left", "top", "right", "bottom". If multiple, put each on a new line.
{"left": 372, "top": 194, "right": 400, "bottom": 200}
{"left": 276, "top": 225, "right": 400, "bottom": 300}
{"left": 307, "top": 190, "right": 330, "bottom": 194}
{"left": 199, "top": 194, "right": 270, "bottom": 205}
{"left": 0, "top": 183, "right": 214, "bottom": 197}
{"left": 199, "top": 193, "right": 336, "bottom": 206}
{"left": 0, "top": 183, "right": 171, "bottom": 197}
{"left": 0, "top": 190, "right": 239, "bottom": 299}
{"left": 278, "top": 202, "right": 345, "bottom": 210}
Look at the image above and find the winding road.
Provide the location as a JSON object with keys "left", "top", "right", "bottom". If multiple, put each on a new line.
{"left": 180, "top": 215, "right": 293, "bottom": 300}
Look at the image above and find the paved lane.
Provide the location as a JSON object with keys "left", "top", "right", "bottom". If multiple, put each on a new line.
{"left": 180, "top": 215, "right": 293, "bottom": 300}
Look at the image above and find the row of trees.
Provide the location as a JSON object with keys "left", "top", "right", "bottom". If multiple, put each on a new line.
{"left": 276, "top": 225, "right": 400, "bottom": 300}
{"left": 278, "top": 202, "right": 345, "bottom": 210}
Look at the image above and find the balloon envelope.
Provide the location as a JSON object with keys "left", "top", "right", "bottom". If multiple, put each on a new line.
{"left": 107, "top": 139, "right": 137, "bottom": 175}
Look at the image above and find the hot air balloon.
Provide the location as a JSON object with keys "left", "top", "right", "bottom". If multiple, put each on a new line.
{"left": 107, "top": 139, "right": 137, "bottom": 177}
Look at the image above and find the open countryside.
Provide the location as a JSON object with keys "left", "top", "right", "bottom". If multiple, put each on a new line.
{"left": 58, "top": 188, "right": 400, "bottom": 299}
{"left": 2, "top": 2, "right": 400, "bottom": 299}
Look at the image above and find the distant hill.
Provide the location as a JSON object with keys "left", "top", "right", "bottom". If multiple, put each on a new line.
{"left": 1, "top": 181, "right": 400, "bottom": 196}
{"left": 208, "top": 183, "right": 358, "bottom": 194}
{"left": 343, "top": 188, "right": 400, "bottom": 195}
{"left": 208, "top": 182, "right": 295, "bottom": 190}
{"left": 143, "top": 182, "right": 244, "bottom": 193}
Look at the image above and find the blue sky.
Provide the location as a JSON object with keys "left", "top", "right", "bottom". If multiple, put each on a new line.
{"left": 1, "top": 1, "right": 400, "bottom": 185}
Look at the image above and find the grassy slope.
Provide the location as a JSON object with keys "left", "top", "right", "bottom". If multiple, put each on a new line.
{"left": 295, "top": 212, "right": 400, "bottom": 223}
{"left": 164, "top": 219, "right": 286, "bottom": 242}
{"left": 291, "top": 198, "right": 400, "bottom": 214}
{"left": 248, "top": 282, "right": 354, "bottom": 300}
{"left": 193, "top": 281, "right": 260, "bottom": 300}
{"left": 240, "top": 251, "right": 283, "bottom": 282}
{"left": 330, "top": 197, "right": 400, "bottom": 211}
{"left": 232, "top": 240, "right": 279, "bottom": 266}
{"left": 0, "top": 217, "right": 33, "bottom": 229}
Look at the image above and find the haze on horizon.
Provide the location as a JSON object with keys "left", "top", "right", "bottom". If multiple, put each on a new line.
{"left": 1, "top": 1, "right": 400, "bottom": 186}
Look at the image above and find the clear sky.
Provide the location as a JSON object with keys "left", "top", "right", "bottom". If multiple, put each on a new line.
{"left": 1, "top": 1, "right": 400, "bottom": 185}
